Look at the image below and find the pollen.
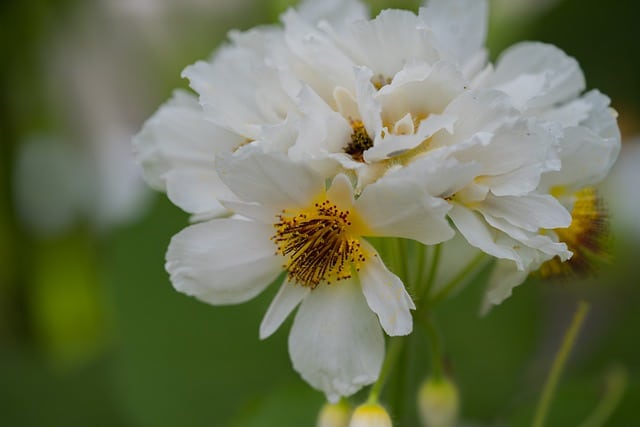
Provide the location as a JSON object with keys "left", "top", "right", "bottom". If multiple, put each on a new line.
{"left": 272, "top": 200, "right": 366, "bottom": 288}
{"left": 344, "top": 119, "right": 374, "bottom": 162}
{"left": 371, "top": 74, "right": 391, "bottom": 90}
{"left": 538, "top": 187, "right": 609, "bottom": 278}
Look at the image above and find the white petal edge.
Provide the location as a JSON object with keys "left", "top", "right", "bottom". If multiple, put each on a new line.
{"left": 260, "top": 279, "right": 309, "bottom": 339}
{"left": 480, "top": 260, "right": 529, "bottom": 316}
{"left": 448, "top": 204, "right": 522, "bottom": 269}
{"left": 419, "top": 0, "right": 488, "bottom": 65}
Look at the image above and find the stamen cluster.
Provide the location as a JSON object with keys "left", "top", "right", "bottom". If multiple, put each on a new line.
{"left": 344, "top": 120, "right": 374, "bottom": 162}
{"left": 539, "top": 187, "right": 609, "bottom": 278}
{"left": 272, "top": 200, "right": 366, "bottom": 288}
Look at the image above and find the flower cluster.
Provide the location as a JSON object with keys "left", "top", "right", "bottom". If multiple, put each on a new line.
{"left": 134, "top": 0, "right": 620, "bottom": 402}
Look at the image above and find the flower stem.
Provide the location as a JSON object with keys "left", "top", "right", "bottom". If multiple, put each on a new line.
{"left": 422, "top": 243, "right": 441, "bottom": 300}
{"left": 418, "top": 314, "right": 445, "bottom": 380}
{"left": 414, "top": 243, "right": 427, "bottom": 292}
{"left": 368, "top": 337, "right": 405, "bottom": 404}
{"left": 430, "top": 251, "right": 486, "bottom": 305}
{"left": 532, "top": 300, "right": 590, "bottom": 427}
{"left": 577, "top": 364, "right": 627, "bottom": 427}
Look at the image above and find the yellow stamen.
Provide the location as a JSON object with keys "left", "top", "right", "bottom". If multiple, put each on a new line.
{"left": 538, "top": 187, "right": 609, "bottom": 278}
{"left": 344, "top": 119, "right": 374, "bottom": 162}
{"left": 371, "top": 74, "right": 391, "bottom": 90}
{"left": 272, "top": 199, "right": 366, "bottom": 288}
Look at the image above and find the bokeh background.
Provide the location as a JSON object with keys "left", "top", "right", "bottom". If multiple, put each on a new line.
{"left": 1, "top": 0, "right": 639, "bottom": 425}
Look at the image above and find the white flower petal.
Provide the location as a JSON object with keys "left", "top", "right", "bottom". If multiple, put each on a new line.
{"left": 480, "top": 260, "right": 529, "bottom": 315}
{"left": 182, "top": 38, "right": 296, "bottom": 138}
{"left": 354, "top": 66, "right": 383, "bottom": 137}
{"left": 356, "top": 156, "right": 458, "bottom": 245}
{"left": 326, "top": 173, "right": 356, "bottom": 206}
{"left": 165, "top": 169, "right": 232, "bottom": 217}
{"left": 481, "top": 213, "right": 571, "bottom": 260}
{"left": 359, "top": 242, "right": 415, "bottom": 336}
{"left": 552, "top": 127, "right": 620, "bottom": 189}
{"left": 281, "top": 10, "right": 358, "bottom": 102}
{"left": 580, "top": 90, "right": 620, "bottom": 141}
{"left": 448, "top": 204, "right": 522, "bottom": 268}
{"left": 377, "top": 61, "right": 466, "bottom": 122}
{"left": 364, "top": 113, "right": 456, "bottom": 162}
{"left": 289, "top": 278, "right": 384, "bottom": 402}
{"left": 487, "top": 42, "right": 585, "bottom": 110}
{"left": 216, "top": 147, "right": 324, "bottom": 209}
{"left": 419, "top": 0, "right": 488, "bottom": 67}
{"left": 260, "top": 279, "right": 309, "bottom": 339}
{"left": 219, "top": 200, "right": 276, "bottom": 224}
{"left": 133, "top": 90, "right": 242, "bottom": 191}
{"left": 289, "top": 86, "right": 352, "bottom": 163}
{"left": 478, "top": 193, "right": 572, "bottom": 232}
{"left": 448, "top": 119, "right": 560, "bottom": 196}
{"left": 297, "top": 0, "right": 368, "bottom": 28}
{"left": 437, "top": 89, "right": 519, "bottom": 145}
{"left": 166, "top": 219, "right": 282, "bottom": 305}
{"left": 347, "top": 9, "right": 439, "bottom": 77}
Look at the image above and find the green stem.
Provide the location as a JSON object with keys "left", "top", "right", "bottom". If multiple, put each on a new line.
{"left": 430, "top": 251, "right": 486, "bottom": 305}
{"left": 422, "top": 243, "right": 442, "bottom": 301}
{"left": 577, "top": 364, "right": 628, "bottom": 427}
{"left": 532, "top": 301, "right": 590, "bottom": 427}
{"left": 368, "top": 337, "right": 405, "bottom": 404}
{"left": 418, "top": 314, "right": 444, "bottom": 380}
{"left": 414, "top": 243, "right": 427, "bottom": 293}
{"left": 395, "top": 238, "right": 409, "bottom": 283}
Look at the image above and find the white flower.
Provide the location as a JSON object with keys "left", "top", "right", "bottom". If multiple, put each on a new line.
{"left": 134, "top": 0, "right": 622, "bottom": 401}
{"left": 165, "top": 147, "right": 468, "bottom": 401}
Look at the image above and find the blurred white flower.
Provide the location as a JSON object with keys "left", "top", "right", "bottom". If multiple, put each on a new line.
{"left": 604, "top": 138, "right": 640, "bottom": 238}
{"left": 14, "top": 136, "right": 90, "bottom": 235}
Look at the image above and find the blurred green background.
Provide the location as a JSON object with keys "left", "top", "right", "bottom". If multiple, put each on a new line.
{"left": 1, "top": 0, "right": 639, "bottom": 426}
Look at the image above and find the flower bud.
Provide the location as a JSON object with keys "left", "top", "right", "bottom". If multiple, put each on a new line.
{"left": 349, "top": 403, "right": 392, "bottom": 427}
{"left": 317, "top": 401, "right": 351, "bottom": 427}
{"left": 417, "top": 377, "right": 459, "bottom": 427}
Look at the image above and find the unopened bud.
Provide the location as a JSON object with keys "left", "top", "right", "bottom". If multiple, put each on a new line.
{"left": 349, "top": 403, "right": 392, "bottom": 427}
{"left": 417, "top": 377, "right": 459, "bottom": 427}
{"left": 317, "top": 401, "right": 351, "bottom": 427}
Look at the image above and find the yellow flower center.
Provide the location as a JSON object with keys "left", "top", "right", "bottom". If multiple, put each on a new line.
{"left": 272, "top": 199, "right": 366, "bottom": 288}
{"left": 371, "top": 74, "right": 391, "bottom": 90}
{"left": 538, "top": 187, "right": 608, "bottom": 278}
{"left": 344, "top": 119, "right": 374, "bottom": 162}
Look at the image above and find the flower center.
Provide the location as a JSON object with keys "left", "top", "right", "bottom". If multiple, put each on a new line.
{"left": 272, "top": 200, "right": 366, "bottom": 288}
{"left": 538, "top": 187, "right": 608, "bottom": 278}
{"left": 344, "top": 119, "right": 374, "bottom": 162}
{"left": 371, "top": 74, "right": 391, "bottom": 90}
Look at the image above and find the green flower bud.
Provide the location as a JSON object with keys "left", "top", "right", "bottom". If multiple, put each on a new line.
{"left": 417, "top": 377, "right": 460, "bottom": 427}
{"left": 317, "top": 401, "right": 351, "bottom": 427}
{"left": 349, "top": 403, "right": 392, "bottom": 427}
